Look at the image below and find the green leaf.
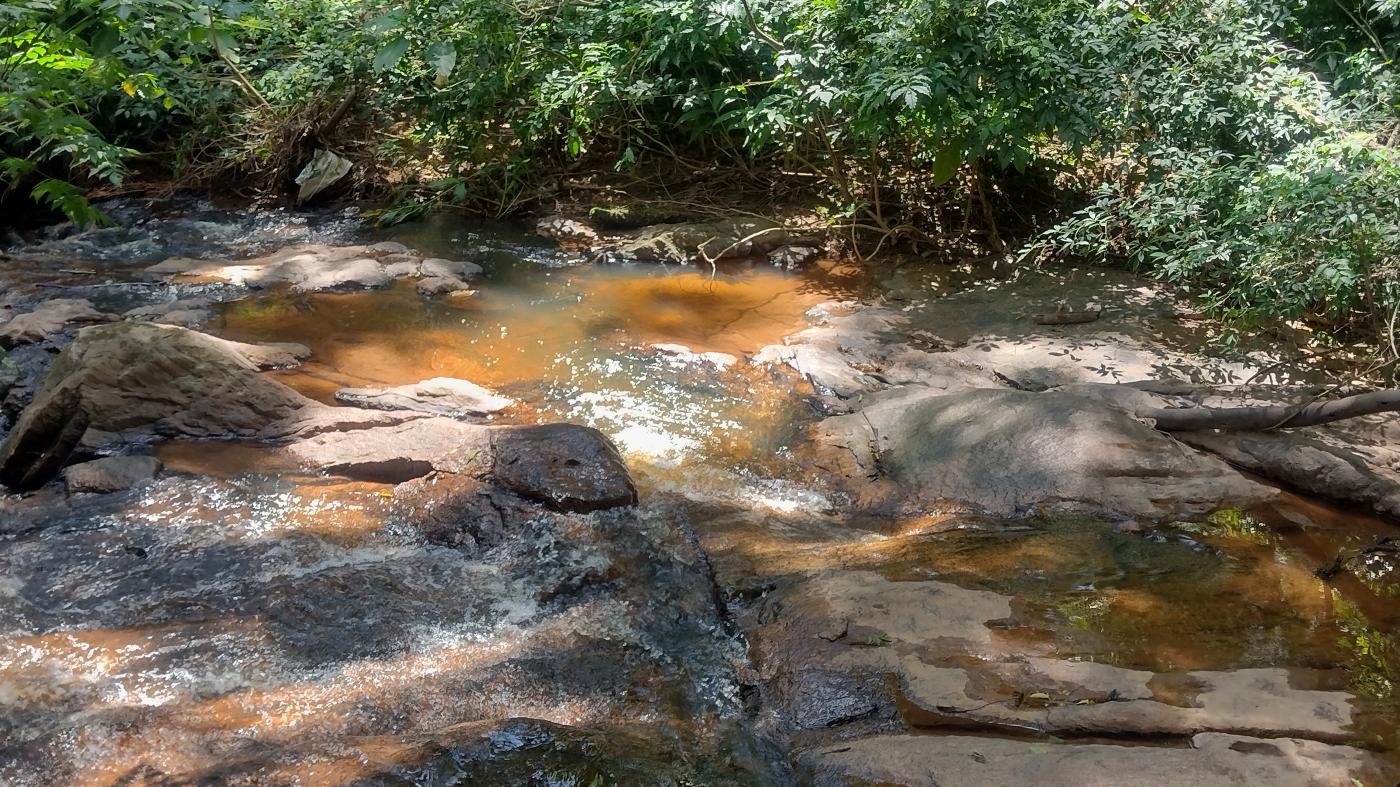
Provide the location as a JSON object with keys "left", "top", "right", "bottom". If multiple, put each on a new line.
{"left": 91, "top": 25, "right": 120, "bottom": 57}
{"left": 931, "top": 136, "right": 964, "bottom": 186}
{"left": 366, "top": 10, "right": 405, "bottom": 36}
{"left": 373, "top": 37, "right": 410, "bottom": 73}
{"left": 425, "top": 40, "right": 457, "bottom": 82}
{"left": 0, "top": 157, "right": 35, "bottom": 184}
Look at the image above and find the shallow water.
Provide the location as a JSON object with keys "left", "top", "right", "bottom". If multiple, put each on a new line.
{"left": 3, "top": 209, "right": 1400, "bottom": 781}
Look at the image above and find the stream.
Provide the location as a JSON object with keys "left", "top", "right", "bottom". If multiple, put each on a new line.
{"left": 1, "top": 203, "right": 1399, "bottom": 785}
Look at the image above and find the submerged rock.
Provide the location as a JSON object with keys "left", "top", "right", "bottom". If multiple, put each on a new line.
{"left": 813, "top": 387, "right": 1274, "bottom": 519}
{"left": 0, "top": 298, "right": 116, "bottom": 349}
{"left": 416, "top": 275, "right": 474, "bottom": 297}
{"left": 335, "top": 376, "right": 514, "bottom": 418}
{"left": 63, "top": 455, "right": 163, "bottom": 494}
{"left": 123, "top": 297, "right": 215, "bottom": 328}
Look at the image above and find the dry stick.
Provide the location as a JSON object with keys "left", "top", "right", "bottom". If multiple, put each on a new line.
{"left": 696, "top": 226, "right": 806, "bottom": 276}
{"left": 1145, "top": 388, "right": 1400, "bottom": 432}
{"left": 209, "top": 14, "right": 271, "bottom": 109}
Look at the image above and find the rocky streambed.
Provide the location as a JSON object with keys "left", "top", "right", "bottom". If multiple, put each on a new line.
{"left": 1, "top": 201, "right": 1399, "bottom": 785}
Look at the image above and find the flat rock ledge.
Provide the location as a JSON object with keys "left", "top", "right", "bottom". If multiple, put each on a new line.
{"left": 144, "top": 242, "right": 483, "bottom": 295}
{"left": 335, "top": 376, "right": 514, "bottom": 418}
{"left": 809, "top": 386, "right": 1274, "bottom": 521}
{"left": 798, "top": 733, "right": 1387, "bottom": 787}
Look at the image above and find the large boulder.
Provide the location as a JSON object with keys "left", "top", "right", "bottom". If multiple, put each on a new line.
{"left": 813, "top": 387, "right": 1274, "bottom": 519}
{"left": 1063, "top": 381, "right": 1400, "bottom": 518}
{"left": 0, "top": 323, "right": 375, "bottom": 490}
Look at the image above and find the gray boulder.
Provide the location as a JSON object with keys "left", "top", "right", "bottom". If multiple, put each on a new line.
{"left": 286, "top": 419, "right": 638, "bottom": 514}
{"left": 0, "top": 323, "right": 379, "bottom": 490}
{"left": 814, "top": 387, "right": 1274, "bottom": 519}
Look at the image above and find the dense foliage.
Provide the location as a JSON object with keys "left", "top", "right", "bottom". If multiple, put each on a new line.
{"left": 3, "top": 0, "right": 1398, "bottom": 355}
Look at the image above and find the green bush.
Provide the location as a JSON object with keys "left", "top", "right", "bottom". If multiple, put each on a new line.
{"left": 4, "top": 0, "right": 1399, "bottom": 356}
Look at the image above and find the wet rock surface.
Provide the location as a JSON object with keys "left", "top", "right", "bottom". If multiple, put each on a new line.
{"left": 336, "top": 376, "right": 514, "bottom": 418}
{"left": 3, "top": 210, "right": 1400, "bottom": 786}
{"left": 798, "top": 733, "right": 1388, "bottom": 787}
{"left": 0, "top": 473, "right": 765, "bottom": 784}
{"left": 492, "top": 423, "right": 639, "bottom": 513}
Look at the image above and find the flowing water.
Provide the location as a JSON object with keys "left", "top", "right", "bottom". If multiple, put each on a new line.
{"left": 2, "top": 208, "right": 1400, "bottom": 783}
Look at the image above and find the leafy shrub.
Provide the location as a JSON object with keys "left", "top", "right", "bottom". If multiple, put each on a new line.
{"left": 5, "top": 0, "right": 1399, "bottom": 357}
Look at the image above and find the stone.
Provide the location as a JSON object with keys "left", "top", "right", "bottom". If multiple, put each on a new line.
{"left": 491, "top": 423, "right": 637, "bottom": 513}
{"left": 222, "top": 339, "right": 313, "bottom": 370}
{"left": 335, "top": 377, "right": 514, "bottom": 418}
{"left": 767, "top": 245, "right": 822, "bottom": 269}
{"left": 0, "top": 323, "right": 367, "bottom": 490}
{"left": 1180, "top": 429, "right": 1400, "bottom": 518}
{"left": 416, "top": 276, "right": 473, "bottom": 297}
{"left": 295, "top": 256, "right": 390, "bottom": 292}
{"left": 797, "top": 733, "right": 1391, "bottom": 787}
{"left": 1063, "top": 381, "right": 1400, "bottom": 519}
{"left": 145, "top": 244, "right": 398, "bottom": 293}
{"left": 420, "top": 258, "right": 484, "bottom": 280}
{"left": 753, "top": 305, "right": 995, "bottom": 398}
{"left": 391, "top": 473, "right": 532, "bottom": 550}
{"left": 0, "top": 299, "right": 115, "bottom": 348}
{"left": 814, "top": 387, "right": 1274, "bottom": 519}
{"left": 366, "top": 241, "right": 412, "bottom": 254}
{"left": 63, "top": 456, "right": 163, "bottom": 494}
{"left": 285, "top": 417, "right": 491, "bottom": 483}
{"left": 535, "top": 215, "right": 600, "bottom": 245}
{"left": 652, "top": 343, "right": 737, "bottom": 369}
{"left": 123, "top": 298, "right": 215, "bottom": 328}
